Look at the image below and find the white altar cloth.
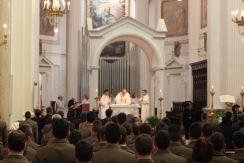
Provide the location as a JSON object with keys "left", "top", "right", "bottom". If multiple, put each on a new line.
{"left": 110, "top": 104, "right": 140, "bottom": 117}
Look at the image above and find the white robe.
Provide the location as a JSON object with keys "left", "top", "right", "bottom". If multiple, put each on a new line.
{"left": 115, "top": 92, "right": 131, "bottom": 105}
{"left": 99, "top": 95, "right": 111, "bottom": 119}
{"left": 139, "top": 94, "right": 149, "bottom": 122}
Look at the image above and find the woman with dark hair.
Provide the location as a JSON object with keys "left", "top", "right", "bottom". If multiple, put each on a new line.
{"left": 192, "top": 138, "right": 213, "bottom": 163}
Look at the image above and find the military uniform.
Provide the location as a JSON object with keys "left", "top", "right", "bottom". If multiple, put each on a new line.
{"left": 25, "top": 146, "right": 36, "bottom": 162}
{"left": 92, "top": 144, "right": 135, "bottom": 163}
{"left": 93, "top": 142, "right": 107, "bottom": 152}
{"left": 79, "top": 123, "right": 92, "bottom": 139}
{"left": 169, "top": 141, "right": 192, "bottom": 159}
{"left": 212, "top": 151, "right": 237, "bottom": 163}
{"left": 120, "top": 144, "right": 135, "bottom": 154}
{"left": 136, "top": 159, "right": 155, "bottom": 163}
{"left": 0, "top": 155, "right": 30, "bottom": 163}
{"left": 84, "top": 135, "right": 98, "bottom": 146}
{"left": 152, "top": 149, "right": 186, "bottom": 163}
{"left": 34, "top": 139, "right": 75, "bottom": 163}
{"left": 230, "top": 149, "right": 244, "bottom": 163}
{"left": 185, "top": 140, "right": 197, "bottom": 149}
{"left": 27, "top": 139, "right": 40, "bottom": 150}
{"left": 20, "top": 119, "right": 39, "bottom": 143}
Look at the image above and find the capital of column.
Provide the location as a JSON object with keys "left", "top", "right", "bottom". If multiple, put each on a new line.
{"left": 88, "top": 65, "right": 100, "bottom": 71}
{"left": 151, "top": 65, "right": 165, "bottom": 72}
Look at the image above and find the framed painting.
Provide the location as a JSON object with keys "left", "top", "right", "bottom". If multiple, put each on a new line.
{"left": 87, "top": 0, "right": 129, "bottom": 57}
{"left": 201, "top": 0, "right": 207, "bottom": 28}
{"left": 40, "top": 0, "right": 54, "bottom": 36}
{"left": 87, "top": 0, "right": 130, "bottom": 29}
{"left": 161, "top": 0, "right": 188, "bottom": 37}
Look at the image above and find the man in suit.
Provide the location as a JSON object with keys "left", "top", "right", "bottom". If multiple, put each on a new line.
{"left": 20, "top": 111, "right": 39, "bottom": 143}
{"left": 92, "top": 122, "right": 135, "bottom": 163}
{"left": 152, "top": 130, "right": 186, "bottom": 163}
{"left": 209, "top": 132, "right": 236, "bottom": 163}
{"left": 0, "top": 130, "right": 29, "bottom": 163}
{"left": 186, "top": 122, "right": 202, "bottom": 149}
{"left": 76, "top": 141, "right": 93, "bottom": 163}
{"left": 168, "top": 125, "right": 192, "bottom": 159}
{"left": 34, "top": 119, "right": 76, "bottom": 163}
{"left": 135, "top": 134, "right": 155, "bottom": 163}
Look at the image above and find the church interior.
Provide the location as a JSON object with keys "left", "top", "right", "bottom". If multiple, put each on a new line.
{"left": 1, "top": 0, "right": 244, "bottom": 162}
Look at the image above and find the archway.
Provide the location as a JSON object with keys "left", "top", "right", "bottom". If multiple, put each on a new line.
{"left": 87, "top": 17, "right": 166, "bottom": 117}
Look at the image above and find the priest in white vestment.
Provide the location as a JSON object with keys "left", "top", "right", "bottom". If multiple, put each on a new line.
{"left": 99, "top": 89, "right": 111, "bottom": 119}
{"left": 139, "top": 90, "right": 149, "bottom": 122}
{"left": 115, "top": 89, "right": 131, "bottom": 105}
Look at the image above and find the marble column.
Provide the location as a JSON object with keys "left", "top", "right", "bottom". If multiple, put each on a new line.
{"left": 135, "top": 0, "right": 150, "bottom": 93}
{"left": 224, "top": 0, "right": 244, "bottom": 106}
{"left": 89, "top": 67, "right": 99, "bottom": 109}
{"left": 208, "top": 0, "right": 244, "bottom": 109}
{"left": 0, "top": 0, "right": 11, "bottom": 123}
{"left": 67, "top": 0, "right": 82, "bottom": 101}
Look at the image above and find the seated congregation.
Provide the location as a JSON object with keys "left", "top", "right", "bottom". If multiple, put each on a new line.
{"left": 0, "top": 107, "right": 244, "bottom": 163}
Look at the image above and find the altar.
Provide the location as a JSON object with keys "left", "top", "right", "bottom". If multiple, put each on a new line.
{"left": 110, "top": 104, "right": 140, "bottom": 117}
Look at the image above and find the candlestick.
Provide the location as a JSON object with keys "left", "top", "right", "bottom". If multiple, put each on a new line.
{"left": 241, "top": 85, "right": 244, "bottom": 112}
{"left": 67, "top": 1, "right": 70, "bottom": 10}
{"left": 0, "top": 24, "right": 8, "bottom": 47}
{"left": 47, "top": 0, "right": 50, "bottom": 9}
{"left": 3, "top": 24, "right": 7, "bottom": 36}
{"left": 210, "top": 85, "right": 215, "bottom": 114}
{"left": 158, "top": 97, "right": 164, "bottom": 119}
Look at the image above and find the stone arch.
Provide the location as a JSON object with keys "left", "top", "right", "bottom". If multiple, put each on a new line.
{"left": 92, "top": 33, "right": 162, "bottom": 69}
{"left": 87, "top": 17, "right": 166, "bottom": 117}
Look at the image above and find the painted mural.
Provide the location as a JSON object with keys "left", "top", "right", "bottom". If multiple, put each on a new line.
{"left": 161, "top": 0, "right": 188, "bottom": 37}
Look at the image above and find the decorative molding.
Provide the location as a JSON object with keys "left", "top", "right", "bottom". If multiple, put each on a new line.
{"left": 165, "top": 57, "right": 183, "bottom": 69}
{"left": 89, "top": 17, "right": 167, "bottom": 38}
{"left": 39, "top": 55, "right": 54, "bottom": 67}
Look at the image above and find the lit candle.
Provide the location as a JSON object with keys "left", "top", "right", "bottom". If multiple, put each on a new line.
{"left": 67, "top": 1, "right": 70, "bottom": 10}
{"left": 54, "top": 27, "right": 59, "bottom": 33}
{"left": 62, "top": 0, "right": 65, "bottom": 9}
{"left": 236, "top": 10, "right": 239, "bottom": 16}
{"left": 43, "top": 0, "right": 47, "bottom": 9}
{"left": 241, "top": 11, "right": 244, "bottom": 17}
{"left": 211, "top": 85, "right": 214, "bottom": 91}
{"left": 47, "top": 0, "right": 50, "bottom": 9}
{"left": 95, "top": 89, "right": 98, "bottom": 93}
{"left": 242, "top": 85, "right": 244, "bottom": 91}
{"left": 52, "top": 0, "right": 60, "bottom": 11}
{"left": 3, "top": 24, "right": 7, "bottom": 35}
